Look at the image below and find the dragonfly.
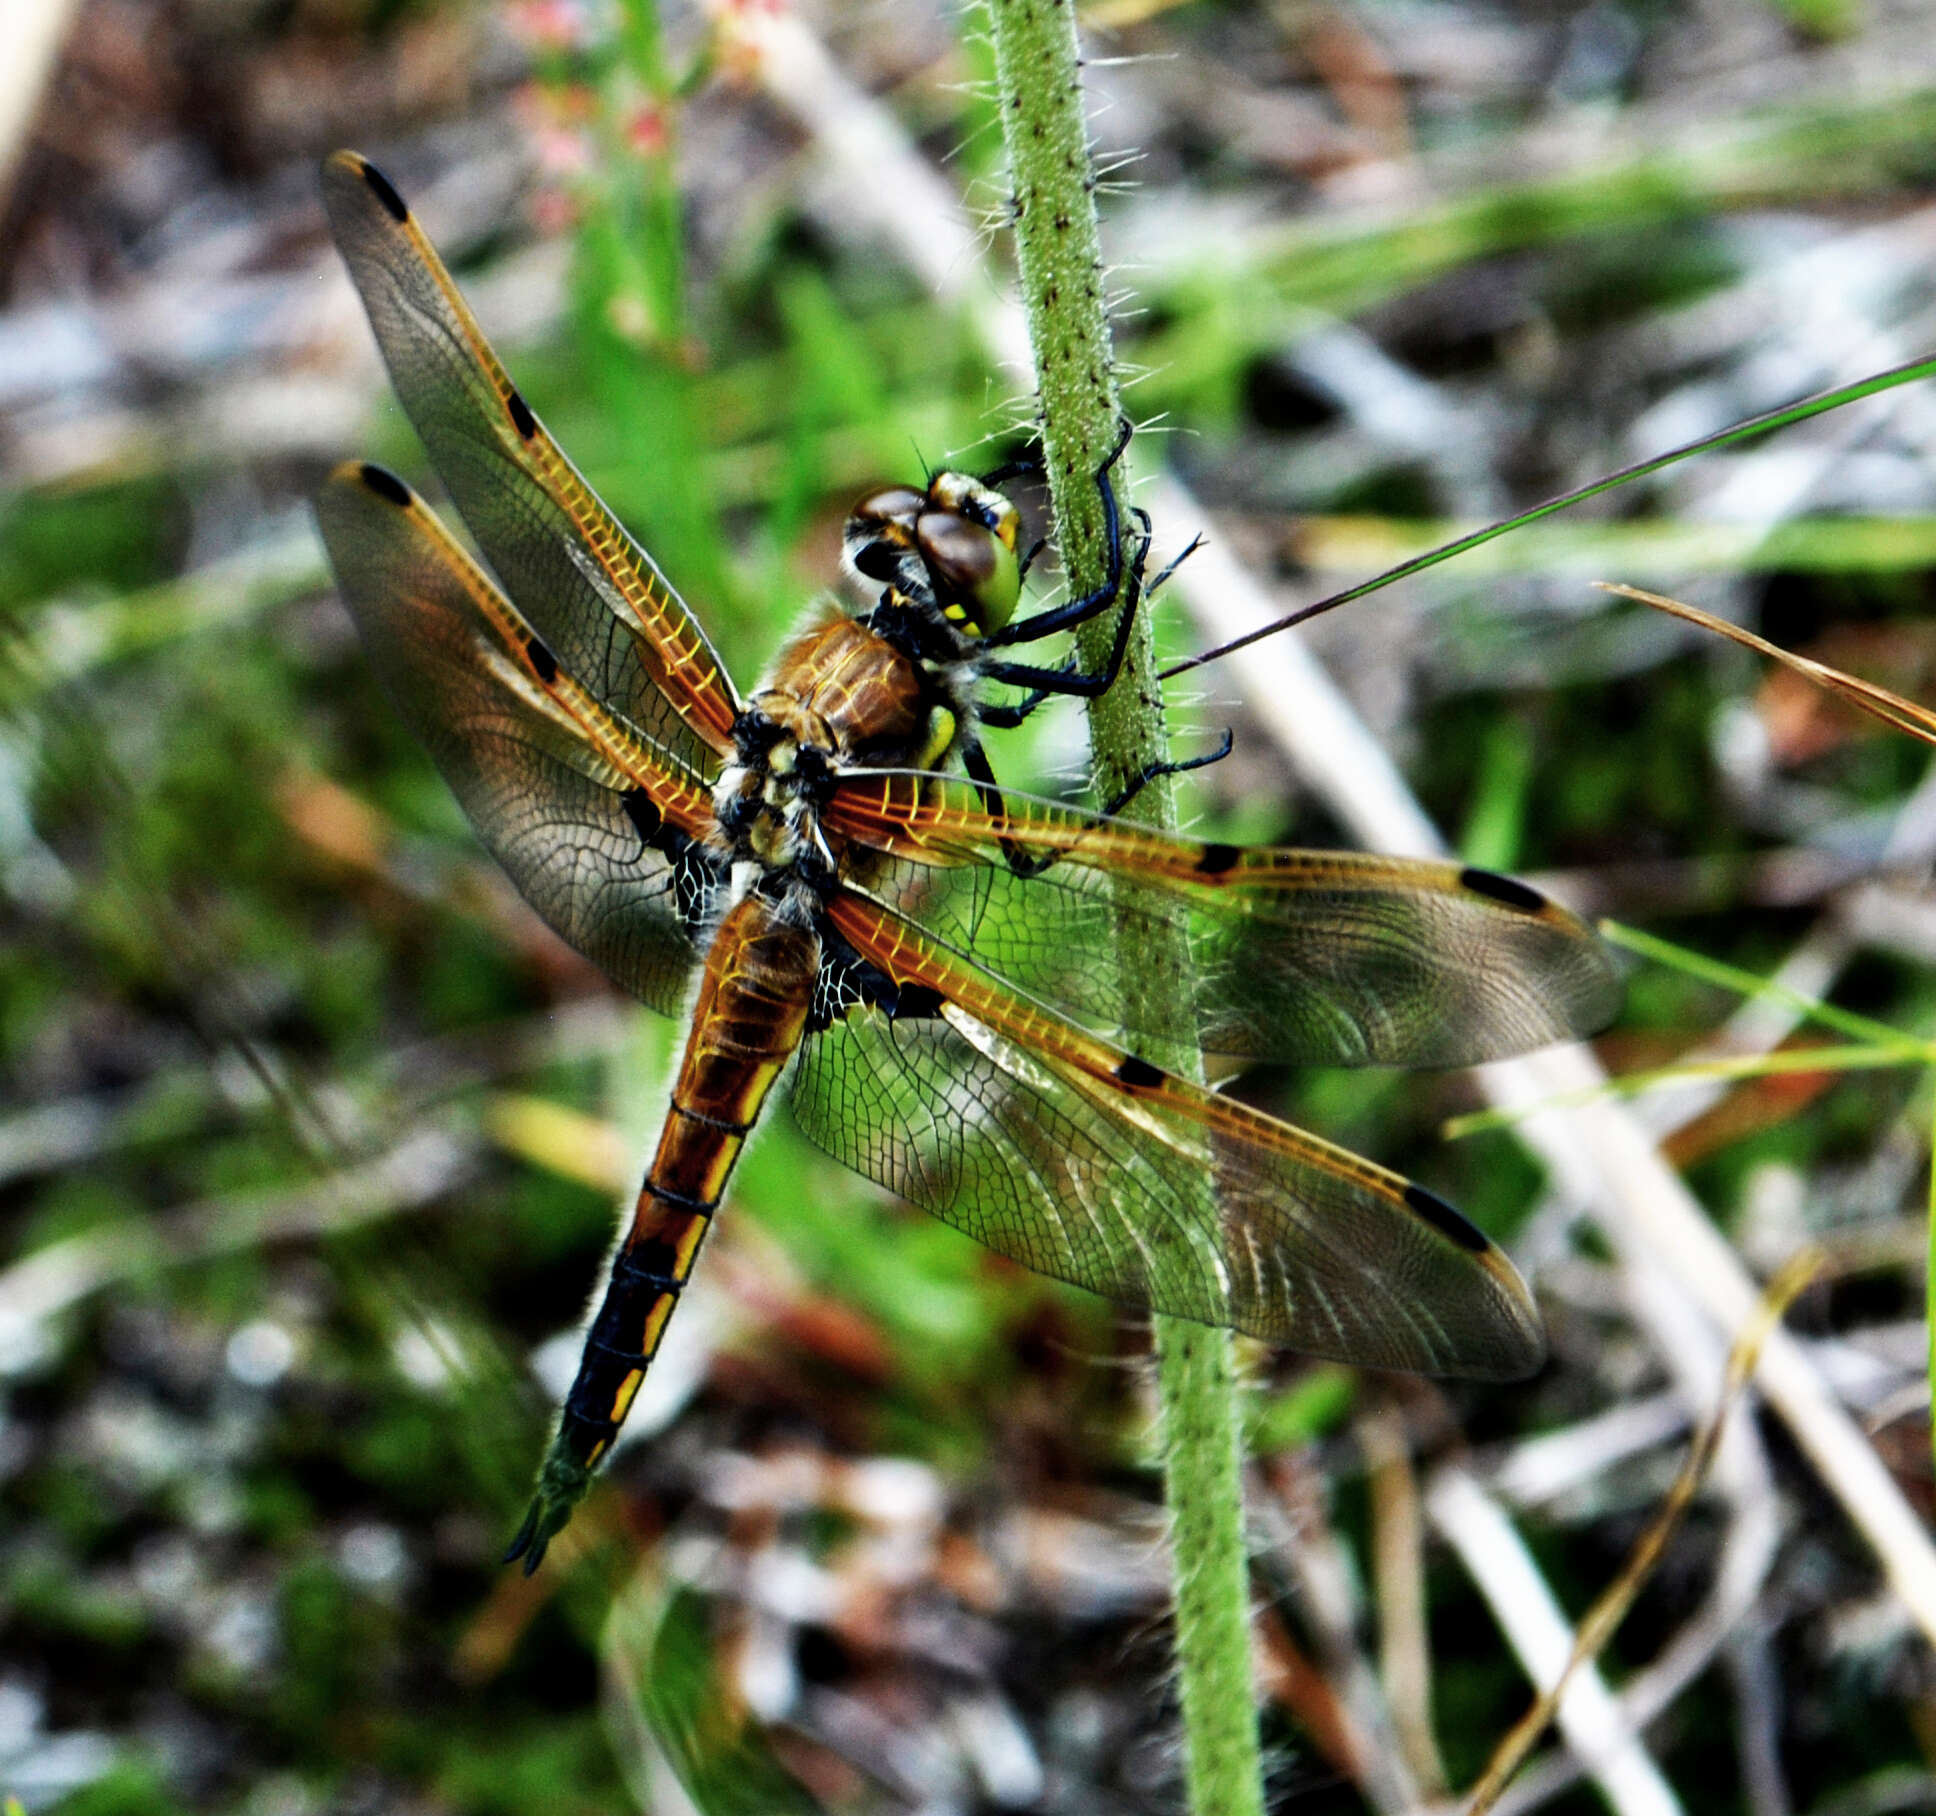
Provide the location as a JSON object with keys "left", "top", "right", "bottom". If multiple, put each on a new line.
{"left": 314, "top": 150, "right": 1621, "bottom": 1572}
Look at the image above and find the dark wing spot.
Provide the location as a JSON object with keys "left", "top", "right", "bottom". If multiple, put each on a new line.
{"left": 359, "top": 159, "right": 409, "bottom": 223}
{"left": 1194, "top": 842, "right": 1240, "bottom": 875}
{"left": 1115, "top": 1054, "right": 1164, "bottom": 1088}
{"left": 507, "top": 389, "right": 538, "bottom": 439}
{"left": 1459, "top": 867, "right": 1546, "bottom": 914}
{"left": 358, "top": 463, "right": 412, "bottom": 508}
{"left": 525, "top": 636, "right": 558, "bottom": 684}
{"left": 1402, "top": 1183, "right": 1489, "bottom": 1253}
{"left": 892, "top": 983, "right": 945, "bottom": 1021}
{"left": 621, "top": 789, "right": 663, "bottom": 846}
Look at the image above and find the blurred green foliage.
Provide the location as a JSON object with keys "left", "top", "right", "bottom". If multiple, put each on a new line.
{"left": 1, "top": 0, "right": 1933, "bottom": 1809}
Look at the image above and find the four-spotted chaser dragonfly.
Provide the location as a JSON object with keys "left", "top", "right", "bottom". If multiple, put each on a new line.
{"left": 314, "top": 151, "right": 1621, "bottom": 1571}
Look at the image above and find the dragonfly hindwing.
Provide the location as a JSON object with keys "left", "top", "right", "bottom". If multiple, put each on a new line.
{"left": 808, "top": 924, "right": 946, "bottom": 1033}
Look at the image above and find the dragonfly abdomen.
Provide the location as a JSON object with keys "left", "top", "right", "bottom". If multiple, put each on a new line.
{"left": 507, "top": 892, "right": 819, "bottom": 1572}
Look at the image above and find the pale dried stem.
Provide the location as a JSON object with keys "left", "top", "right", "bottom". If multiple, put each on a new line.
{"left": 1362, "top": 1403, "right": 1450, "bottom": 1802}
{"left": 1426, "top": 1465, "right": 1684, "bottom": 1816}
{"left": 1461, "top": 1254, "right": 1815, "bottom": 1816}
{"left": 1489, "top": 1494, "right": 1782, "bottom": 1816}
{"left": 0, "top": 0, "right": 78, "bottom": 203}
{"left": 1257, "top": 1453, "right": 1425, "bottom": 1816}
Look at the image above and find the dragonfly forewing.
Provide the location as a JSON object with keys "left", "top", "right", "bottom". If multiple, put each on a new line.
{"left": 321, "top": 151, "right": 743, "bottom": 779}
{"left": 828, "top": 771, "right": 1620, "bottom": 1068}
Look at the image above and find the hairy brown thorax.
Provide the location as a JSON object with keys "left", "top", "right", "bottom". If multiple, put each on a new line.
{"left": 752, "top": 617, "right": 936, "bottom": 768}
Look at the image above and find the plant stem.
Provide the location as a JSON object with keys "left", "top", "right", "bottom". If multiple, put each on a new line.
{"left": 982, "top": 1, "right": 1265, "bottom": 1810}
{"left": 1151, "top": 1316, "right": 1268, "bottom": 1816}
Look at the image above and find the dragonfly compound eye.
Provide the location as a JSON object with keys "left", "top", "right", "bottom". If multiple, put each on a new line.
{"left": 845, "top": 487, "right": 927, "bottom": 584}
{"left": 851, "top": 486, "right": 927, "bottom": 528}
{"left": 917, "top": 510, "right": 1021, "bottom": 636}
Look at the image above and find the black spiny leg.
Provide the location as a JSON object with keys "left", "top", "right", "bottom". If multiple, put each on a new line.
{"left": 1100, "top": 729, "right": 1235, "bottom": 818}
{"left": 979, "top": 509, "right": 1203, "bottom": 708}
{"left": 969, "top": 415, "right": 1215, "bottom": 862}
{"left": 1084, "top": 521, "right": 1223, "bottom": 817}
{"left": 977, "top": 680, "right": 1057, "bottom": 731}
{"left": 962, "top": 743, "right": 1059, "bottom": 877}
{"left": 982, "top": 417, "right": 1136, "bottom": 651}
{"left": 1145, "top": 531, "right": 1205, "bottom": 602}
{"left": 979, "top": 507, "right": 1150, "bottom": 700}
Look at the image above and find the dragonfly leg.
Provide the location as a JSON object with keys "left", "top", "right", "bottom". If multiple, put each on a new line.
{"left": 981, "top": 416, "right": 1137, "bottom": 650}
{"left": 980, "top": 487, "right": 1155, "bottom": 701}
{"left": 977, "top": 681, "right": 1057, "bottom": 730}
{"left": 1100, "top": 728, "right": 1235, "bottom": 818}
{"left": 978, "top": 409, "right": 1132, "bottom": 496}
{"left": 955, "top": 743, "right": 1058, "bottom": 878}
{"left": 978, "top": 540, "right": 1141, "bottom": 699}
{"left": 1146, "top": 531, "right": 1205, "bottom": 600}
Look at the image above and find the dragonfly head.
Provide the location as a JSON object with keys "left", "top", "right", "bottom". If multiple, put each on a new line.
{"left": 845, "top": 473, "right": 1022, "bottom": 643}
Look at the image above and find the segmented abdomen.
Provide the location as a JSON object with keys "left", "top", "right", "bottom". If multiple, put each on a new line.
{"left": 555, "top": 892, "right": 819, "bottom": 1471}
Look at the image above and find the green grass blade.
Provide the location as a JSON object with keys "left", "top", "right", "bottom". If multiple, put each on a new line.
{"left": 604, "top": 1579, "right": 827, "bottom": 1815}
{"left": 1163, "top": 352, "right": 1936, "bottom": 680}
{"left": 1446, "top": 1044, "right": 1919, "bottom": 1140}
{"left": 1600, "top": 923, "right": 1936, "bottom": 1058}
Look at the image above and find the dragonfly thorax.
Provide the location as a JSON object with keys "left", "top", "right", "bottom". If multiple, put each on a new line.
{"left": 717, "top": 613, "right": 957, "bottom": 889}
{"left": 750, "top": 617, "right": 940, "bottom": 764}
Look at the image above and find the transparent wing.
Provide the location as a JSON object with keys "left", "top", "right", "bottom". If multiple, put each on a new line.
{"left": 316, "top": 461, "right": 723, "bottom": 1018}
{"left": 322, "top": 150, "right": 743, "bottom": 778}
{"left": 826, "top": 771, "right": 1619, "bottom": 1067}
{"left": 790, "top": 889, "right": 1546, "bottom": 1379}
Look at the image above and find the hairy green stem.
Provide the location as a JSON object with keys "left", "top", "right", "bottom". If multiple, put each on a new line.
{"left": 983, "top": 1, "right": 1265, "bottom": 1810}
{"left": 1150, "top": 1316, "right": 1266, "bottom": 1816}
